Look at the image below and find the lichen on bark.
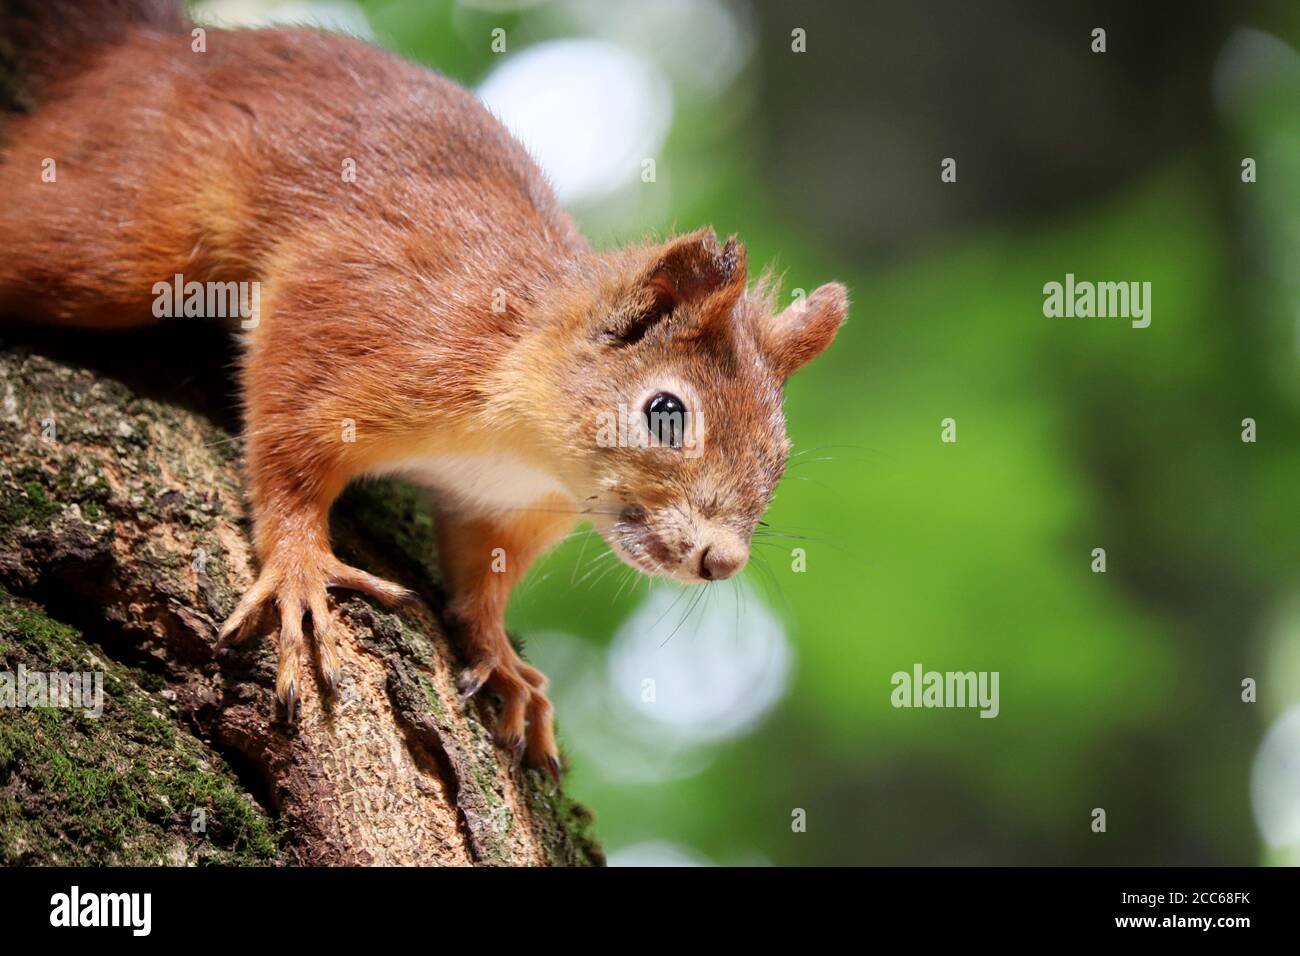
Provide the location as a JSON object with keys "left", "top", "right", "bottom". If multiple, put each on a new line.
{"left": 0, "top": 585, "right": 282, "bottom": 865}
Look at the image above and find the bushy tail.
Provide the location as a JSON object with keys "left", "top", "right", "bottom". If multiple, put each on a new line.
{"left": 1, "top": 0, "right": 187, "bottom": 112}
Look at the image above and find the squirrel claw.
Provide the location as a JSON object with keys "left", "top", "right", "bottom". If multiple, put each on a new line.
{"left": 542, "top": 755, "right": 561, "bottom": 786}
{"left": 497, "top": 732, "right": 526, "bottom": 764}
{"left": 457, "top": 664, "right": 491, "bottom": 699}
{"left": 325, "top": 560, "right": 414, "bottom": 609}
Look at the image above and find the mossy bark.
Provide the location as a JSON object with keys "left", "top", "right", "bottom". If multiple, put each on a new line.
{"left": 0, "top": 326, "right": 602, "bottom": 866}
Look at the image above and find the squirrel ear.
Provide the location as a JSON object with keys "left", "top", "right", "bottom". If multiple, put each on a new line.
{"left": 647, "top": 228, "right": 746, "bottom": 312}
{"left": 764, "top": 283, "right": 848, "bottom": 377}
{"left": 603, "top": 228, "right": 747, "bottom": 346}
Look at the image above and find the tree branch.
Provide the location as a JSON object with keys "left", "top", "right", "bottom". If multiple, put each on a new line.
{"left": 0, "top": 330, "right": 602, "bottom": 866}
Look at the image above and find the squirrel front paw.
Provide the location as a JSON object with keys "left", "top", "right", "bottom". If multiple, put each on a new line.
{"left": 459, "top": 644, "right": 561, "bottom": 781}
{"left": 217, "top": 549, "right": 412, "bottom": 719}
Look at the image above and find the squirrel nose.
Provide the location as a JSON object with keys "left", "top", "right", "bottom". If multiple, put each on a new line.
{"left": 698, "top": 545, "right": 744, "bottom": 581}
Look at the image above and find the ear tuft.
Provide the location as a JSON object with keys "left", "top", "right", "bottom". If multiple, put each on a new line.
{"left": 603, "top": 228, "right": 747, "bottom": 346}
{"left": 648, "top": 228, "right": 745, "bottom": 308}
{"left": 764, "top": 282, "right": 848, "bottom": 377}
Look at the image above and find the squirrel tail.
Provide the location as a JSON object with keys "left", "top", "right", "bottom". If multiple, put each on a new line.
{"left": 1, "top": 0, "right": 188, "bottom": 113}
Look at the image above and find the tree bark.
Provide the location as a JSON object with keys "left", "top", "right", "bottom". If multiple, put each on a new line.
{"left": 0, "top": 325, "right": 603, "bottom": 866}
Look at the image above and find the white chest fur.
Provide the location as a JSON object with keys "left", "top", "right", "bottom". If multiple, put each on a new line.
{"left": 381, "top": 453, "right": 571, "bottom": 515}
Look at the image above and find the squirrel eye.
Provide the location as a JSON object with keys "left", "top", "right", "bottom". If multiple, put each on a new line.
{"left": 644, "top": 392, "right": 686, "bottom": 449}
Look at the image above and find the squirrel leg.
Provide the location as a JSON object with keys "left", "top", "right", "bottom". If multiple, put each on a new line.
{"left": 435, "top": 497, "right": 576, "bottom": 779}
{"left": 217, "top": 422, "right": 412, "bottom": 718}
{"left": 216, "top": 292, "right": 416, "bottom": 718}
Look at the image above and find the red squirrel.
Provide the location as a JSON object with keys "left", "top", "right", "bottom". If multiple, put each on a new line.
{"left": 0, "top": 1, "right": 847, "bottom": 777}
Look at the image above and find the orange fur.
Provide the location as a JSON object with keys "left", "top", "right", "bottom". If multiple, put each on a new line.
{"left": 0, "top": 4, "right": 847, "bottom": 775}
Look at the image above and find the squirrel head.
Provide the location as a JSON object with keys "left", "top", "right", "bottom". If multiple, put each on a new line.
{"left": 514, "top": 227, "right": 847, "bottom": 584}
